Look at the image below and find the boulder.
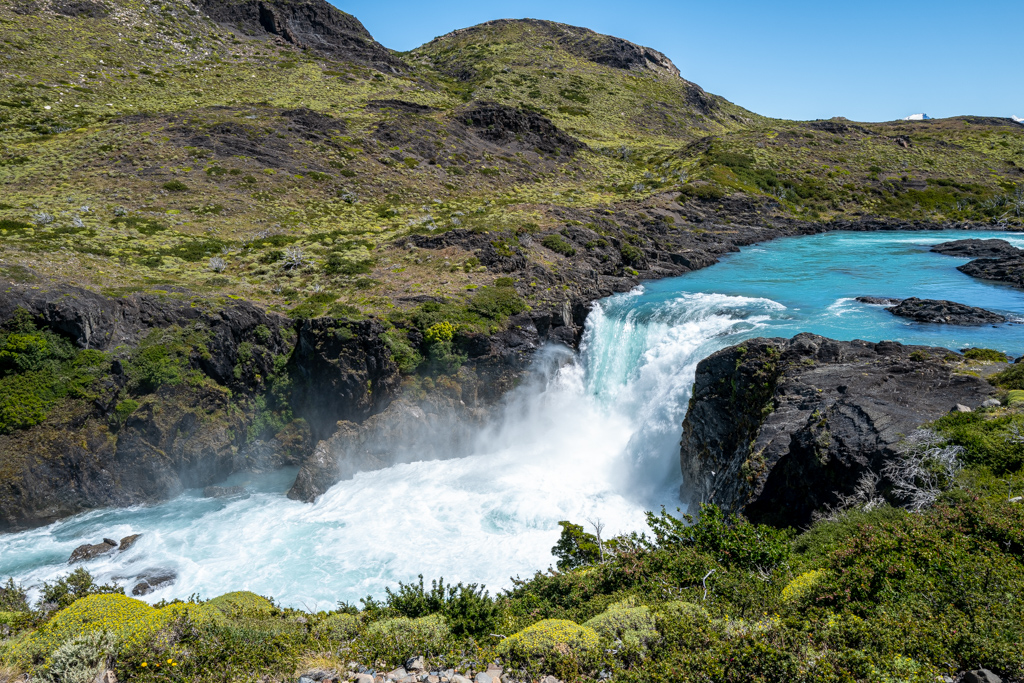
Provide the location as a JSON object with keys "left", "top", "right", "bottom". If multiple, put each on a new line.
{"left": 131, "top": 568, "right": 177, "bottom": 596}
{"left": 68, "top": 539, "right": 117, "bottom": 564}
{"left": 886, "top": 297, "right": 1006, "bottom": 326}
{"left": 958, "top": 255, "right": 1024, "bottom": 289}
{"left": 405, "top": 657, "right": 426, "bottom": 673}
{"left": 679, "top": 334, "right": 996, "bottom": 526}
{"left": 962, "top": 670, "right": 1002, "bottom": 683}
{"left": 931, "top": 238, "right": 1020, "bottom": 258}
{"left": 118, "top": 534, "right": 142, "bottom": 551}
{"left": 856, "top": 296, "right": 903, "bottom": 305}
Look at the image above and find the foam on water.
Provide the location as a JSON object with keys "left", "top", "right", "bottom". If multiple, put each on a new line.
{"left": 3, "top": 229, "right": 1024, "bottom": 608}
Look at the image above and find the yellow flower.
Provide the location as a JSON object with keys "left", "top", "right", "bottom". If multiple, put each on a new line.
{"left": 141, "top": 663, "right": 147, "bottom": 667}
{"left": 167, "top": 659, "right": 173, "bottom": 664}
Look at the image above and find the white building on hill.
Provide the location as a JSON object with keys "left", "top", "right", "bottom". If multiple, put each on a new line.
{"left": 902, "top": 113, "right": 932, "bottom": 121}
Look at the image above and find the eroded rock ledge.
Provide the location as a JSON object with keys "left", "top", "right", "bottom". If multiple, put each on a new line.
{"left": 679, "top": 333, "right": 996, "bottom": 527}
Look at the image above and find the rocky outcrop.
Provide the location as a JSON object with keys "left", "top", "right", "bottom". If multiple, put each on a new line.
{"left": 958, "top": 255, "right": 1024, "bottom": 289}
{"left": 856, "top": 296, "right": 903, "bottom": 306}
{"left": 288, "top": 313, "right": 544, "bottom": 502}
{"left": 931, "top": 238, "right": 1021, "bottom": 258}
{"left": 462, "top": 104, "right": 584, "bottom": 156}
{"left": 69, "top": 534, "right": 140, "bottom": 563}
{"left": 887, "top": 297, "right": 1007, "bottom": 325}
{"left": 192, "top": 0, "right": 402, "bottom": 71}
{"left": 679, "top": 334, "right": 995, "bottom": 527}
{"left": 288, "top": 318, "right": 402, "bottom": 442}
{"left": 0, "top": 285, "right": 403, "bottom": 531}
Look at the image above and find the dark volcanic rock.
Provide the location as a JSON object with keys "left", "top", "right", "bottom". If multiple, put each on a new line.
{"left": 887, "top": 297, "right": 1007, "bottom": 325}
{"left": 69, "top": 539, "right": 117, "bottom": 563}
{"left": 462, "top": 104, "right": 584, "bottom": 156}
{"left": 679, "top": 333, "right": 995, "bottom": 527}
{"left": 931, "top": 238, "right": 1021, "bottom": 258}
{"left": 958, "top": 255, "right": 1024, "bottom": 289}
{"left": 856, "top": 296, "right": 903, "bottom": 305}
{"left": 131, "top": 568, "right": 177, "bottom": 596}
{"left": 192, "top": 0, "right": 402, "bottom": 71}
{"left": 288, "top": 318, "right": 402, "bottom": 442}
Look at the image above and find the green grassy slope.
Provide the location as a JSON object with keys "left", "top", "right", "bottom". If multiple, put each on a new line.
{"left": 3, "top": 0, "right": 1018, "bottom": 322}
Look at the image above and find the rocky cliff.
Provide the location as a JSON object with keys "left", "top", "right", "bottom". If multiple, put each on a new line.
{"left": 193, "top": 0, "right": 402, "bottom": 71}
{"left": 679, "top": 333, "right": 996, "bottom": 526}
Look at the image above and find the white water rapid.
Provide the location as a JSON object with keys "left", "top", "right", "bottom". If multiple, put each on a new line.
{"left": 0, "top": 288, "right": 786, "bottom": 610}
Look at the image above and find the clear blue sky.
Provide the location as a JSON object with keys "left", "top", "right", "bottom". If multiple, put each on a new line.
{"left": 331, "top": 0, "right": 1023, "bottom": 123}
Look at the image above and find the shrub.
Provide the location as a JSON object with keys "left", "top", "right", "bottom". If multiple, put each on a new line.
{"left": 583, "top": 605, "right": 657, "bottom": 646}
{"left": 40, "top": 569, "right": 123, "bottom": 611}
{"left": 541, "top": 234, "right": 576, "bottom": 257}
{"left": 123, "top": 326, "right": 210, "bottom": 394}
{"left": 312, "top": 613, "right": 359, "bottom": 642}
{"left": 497, "top": 619, "right": 599, "bottom": 673}
{"left": 382, "top": 329, "right": 422, "bottom": 374}
{"left": 41, "top": 630, "right": 116, "bottom": 683}
{"left": 7, "top": 594, "right": 192, "bottom": 664}
{"left": 963, "top": 348, "right": 1009, "bottom": 362}
{"left": 467, "top": 286, "right": 527, "bottom": 321}
{"left": 161, "top": 180, "right": 188, "bottom": 192}
{"left": 206, "top": 592, "right": 275, "bottom": 617}
{"left": 780, "top": 569, "right": 829, "bottom": 604}
{"left": 359, "top": 614, "right": 449, "bottom": 665}
{"left": 424, "top": 322, "right": 455, "bottom": 345}
{"left": 0, "top": 579, "right": 28, "bottom": 612}
{"left": 382, "top": 575, "right": 497, "bottom": 639}
{"left": 619, "top": 244, "right": 644, "bottom": 265}
{"left": 646, "top": 504, "right": 790, "bottom": 572}
{"left": 552, "top": 521, "right": 601, "bottom": 570}
{"left": 932, "top": 412, "right": 1024, "bottom": 474}
{"left": 990, "top": 362, "right": 1024, "bottom": 390}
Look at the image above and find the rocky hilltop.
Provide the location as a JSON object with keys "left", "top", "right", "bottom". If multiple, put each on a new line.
{"left": 679, "top": 333, "right": 996, "bottom": 526}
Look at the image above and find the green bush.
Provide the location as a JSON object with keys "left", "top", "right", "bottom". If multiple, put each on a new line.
{"left": 963, "top": 348, "right": 1009, "bottom": 362}
{"left": 467, "top": 286, "right": 527, "bottom": 321}
{"left": 932, "top": 412, "right": 1024, "bottom": 474}
{"left": 583, "top": 605, "right": 657, "bottom": 646}
{"left": 40, "top": 569, "right": 123, "bottom": 611}
{"left": 990, "top": 362, "right": 1024, "bottom": 390}
{"left": 381, "top": 575, "right": 497, "bottom": 639}
{"left": 646, "top": 504, "right": 790, "bottom": 572}
{"left": 382, "top": 329, "right": 422, "bottom": 374}
{"left": 123, "top": 326, "right": 211, "bottom": 394}
{"left": 161, "top": 180, "right": 188, "bottom": 192}
{"left": 0, "top": 312, "right": 107, "bottom": 433}
{"left": 0, "top": 578, "right": 28, "bottom": 612}
{"left": 619, "top": 243, "right": 644, "bottom": 265}
{"left": 359, "top": 614, "right": 449, "bottom": 665}
{"left": 311, "top": 612, "right": 359, "bottom": 642}
{"left": 552, "top": 521, "right": 601, "bottom": 570}
{"left": 541, "top": 234, "right": 576, "bottom": 257}
{"left": 206, "top": 592, "right": 275, "bottom": 617}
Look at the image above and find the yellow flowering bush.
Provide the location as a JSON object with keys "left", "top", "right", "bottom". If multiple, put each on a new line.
{"left": 497, "top": 619, "right": 599, "bottom": 669}
{"left": 3, "top": 594, "right": 222, "bottom": 667}
{"left": 780, "top": 569, "right": 829, "bottom": 604}
{"left": 424, "top": 321, "right": 456, "bottom": 345}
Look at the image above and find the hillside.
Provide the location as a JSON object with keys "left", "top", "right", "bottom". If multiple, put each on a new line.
{"left": 1, "top": 0, "right": 1021, "bottom": 321}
